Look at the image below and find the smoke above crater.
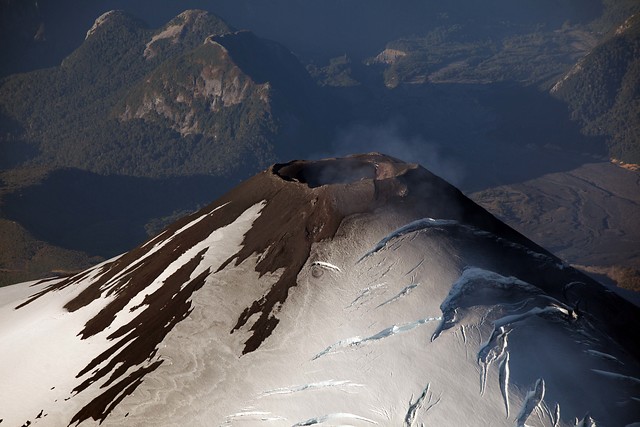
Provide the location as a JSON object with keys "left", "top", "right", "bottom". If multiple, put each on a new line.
{"left": 274, "top": 158, "right": 377, "bottom": 187}
{"left": 316, "top": 119, "right": 466, "bottom": 187}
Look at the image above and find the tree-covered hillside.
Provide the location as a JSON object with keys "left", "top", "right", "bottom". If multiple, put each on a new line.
{"left": 552, "top": 13, "right": 640, "bottom": 164}
{"left": 1, "top": 2, "right": 639, "bottom": 288}
{"left": 0, "top": 9, "right": 317, "bottom": 178}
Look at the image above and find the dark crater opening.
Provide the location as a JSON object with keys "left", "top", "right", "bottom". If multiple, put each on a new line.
{"left": 274, "top": 158, "right": 377, "bottom": 188}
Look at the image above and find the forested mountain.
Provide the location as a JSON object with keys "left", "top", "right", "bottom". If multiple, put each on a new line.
{"left": 2, "top": 0, "right": 635, "bottom": 77}
{"left": 552, "top": 13, "right": 640, "bottom": 164}
{"left": 0, "top": 1, "right": 639, "bottom": 291}
{"left": 0, "top": 9, "right": 323, "bottom": 283}
{"left": 0, "top": 9, "right": 318, "bottom": 177}
{"left": 1, "top": 154, "right": 639, "bottom": 426}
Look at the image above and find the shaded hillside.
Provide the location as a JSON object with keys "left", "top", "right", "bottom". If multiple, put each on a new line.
{"left": 367, "top": 23, "right": 598, "bottom": 88}
{"left": 0, "top": 168, "right": 242, "bottom": 257}
{"left": 0, "top": 9, "right": 319, "bottom": 177}
{"left": 1, "top": 2, "right": 639, "bottom": 292}
{"left": 0, "top": 217, "right": 102, "bottom": 287}
{"left": 1, "top": 154, "right": 638, "bottom": 426}
{"left": 355, "top": 0, "right": 640, "bottom": 89}
{"left": 551, "top": 14, "right": 640, "bottom": 164}
{"left": 0, "top": 0, "right": 616, "bottom": 76}
{"left": 472, "top": 161, "right": 640, "bottom": 293}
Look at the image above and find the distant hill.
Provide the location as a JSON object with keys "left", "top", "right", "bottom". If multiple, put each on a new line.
{"left": 1, "top": 154, "right": 638, "bottom": 426}
{"left": 363, "top": 0, "right": 639, "bottom": 89}
{"left": 472, "top": 161, "right": 640, "bottom": 293}
{"left": 4, "top": 0, "right": 634, "bottom": 77}
{"left": 1, "top": 3, "right": 639, "bottom": 292}
{"left": 551, "top": 13, "right": 640, "bottom": 164}
{"left": 0, "top": 9, "right": 318, "bottom": 178}
{"left": 0, "top": 9, "right": 322, "bottom": 284}
{"left": 370, "top": 25, "right": 598, "bottom": 88}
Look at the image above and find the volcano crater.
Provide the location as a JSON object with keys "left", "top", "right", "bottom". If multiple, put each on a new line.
{"left": 273, "top": 154, "right": 414, "bottom": 188}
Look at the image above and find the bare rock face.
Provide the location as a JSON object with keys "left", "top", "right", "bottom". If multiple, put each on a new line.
{"left": 142, "top": 9, "right": 234, "bottom": 60}
{"left": 371, "top": 48, "right": 407, "bottom": 64}
{"left": 121, "top": 34, "right": 269, "bottom": 137}
{"left": 85, "top": 10, "right": 123, "bottom": 39}
{"left": 550, "top": 13, "right": 640, "bottom": 164}
{"left": 118, "top": 12, "right": 265, "bottom": 139}
{"left": 119, "top": 28, "right": 309, "bottom": 142}
{"left": 0, "top": 154, "right": 638, "bottom": 426}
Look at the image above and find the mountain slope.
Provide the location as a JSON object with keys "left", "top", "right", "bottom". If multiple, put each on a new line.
{"left": 0, "top": 0, "right": 611, "bottom": 77}
{"left": 551, "top": 13, "right": 640, "bottom": 164}
{"left": 0, "top": 217, "right": 102, "bottom": 287}
{"left": 0, "top": 9, "right": 317, "bottom": 177}
{"left": 359, "top": 0, "right": 622, "bottom": 89}
{"left": 0, "top": 8, "right": 325, "bottom": 286}
{"left": 472, "top": 161, "right": 640, "bottom": 295}
{"left": 0, "top": 154, "right": 638, "bottom": 426}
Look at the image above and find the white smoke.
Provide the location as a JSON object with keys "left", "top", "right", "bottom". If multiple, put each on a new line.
{"left": 316, "top": 119, "right": 466, "bottom": 187}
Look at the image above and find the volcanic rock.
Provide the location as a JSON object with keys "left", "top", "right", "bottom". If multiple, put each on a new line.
{"left": 0, "top": 153, "right": 638, "bottom": 426}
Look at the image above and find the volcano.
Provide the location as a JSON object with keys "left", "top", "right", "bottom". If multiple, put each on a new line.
{"left": 0, "top": 153, "right": 638, "bottom": 426}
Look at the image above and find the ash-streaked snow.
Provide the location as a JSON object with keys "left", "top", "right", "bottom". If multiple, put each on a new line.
{"left": 1, "top": 154, "right": 638, "bottom": 426}
{"left": 0, "top": 201, "right": 264, "bottom": 427}
{"left": 99, "top": 209, "right": 639, "bottom": 426}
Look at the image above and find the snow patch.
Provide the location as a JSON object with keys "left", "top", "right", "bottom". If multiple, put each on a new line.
{"left": 0, "top": 277, "right": 120, "bottom": 426}
{"left": 102, "top": 201, "right": 265, "bottom": 331}
{"left": 585, "top": 350, "right": 623, "bottom": 365}
{"left": 577, "top": 414, "right": 598, "bottom": 427}
{"left": 553, "top": 403, "right": 561, "bottom": 427}
{"left": 260, "top": 380, "right": 363, "bottom": 397}
{"left": 432, "top": 267, "right": 543, "bottom": 341}
{"left": 224, "top": 410, "right": 286, "bottom": 423}
{"left": 492, "top": 305, "right": 572, "bottom": 330}
{"left": 404, "top": 383, "right": 441, "bottom": 426}
{"left": 478, "top": 327, "right": 509, "bottom": 395}
{"left": 292, "top": 413, "right": 378, "bottom": 426}
{"left": 358, "top": 218, "right": 458, "bottom": 262}
{"left": 346, "top": 283, "right": 388, "bottom": 309}
{"left": 499, "top": 351, "right": 510, "bottom": 417}
{"left": 404, "top": 258, "right": 425, "bottom": 276}
{"left": 313, "top": 317, "right": 440, "bottom": 360}
{"left": 516, "top": 378, "right": 545, "bottom": 427}
{"left": 311, "top": 261, "right": 342, "bottom": 273}
{"left": 113, "top": 202, "right": 230, "bottom": 283}
{"left": 0, "top": 200, "right": 266, "bottom": 426}
{"left": 591, "top": 369, "right": 640, "bottom": 385}
{"left": 376, "top": 282, "right": 420, "bottom": 309}
{"left": 359, "top": 218, "right": 561, "bottom": 268}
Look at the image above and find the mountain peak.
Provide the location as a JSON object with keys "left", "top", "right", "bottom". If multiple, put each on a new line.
{"left": 614, "top": 12, "right": 640, "bottom": 36}
{"left": 144, "top": 9, "right": 233, "bottom": 60}
{"left": 176, "top": 9, "right": 210, "bottom": 21}
{"left": 85, "top": 10, "right": 120, "bottom": 39}
{"left": 1, "top": 156, "right": 638, "bottom": 425}
{"left": 85, "top": 10, "right": 142, "bottom": 40}
{"left": 273, "top": 153, "right": 417, "bottom": 187}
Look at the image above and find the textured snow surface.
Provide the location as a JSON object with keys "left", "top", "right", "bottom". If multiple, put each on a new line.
{"left": 106, "top": 213, "right": 640, "bottom": 425}
{"left": 0, "top": 259, "right": 120, "bottom": 426}
{"left": 1, "top": 206, "right": 639, "bottom": 426}
{"left": 0, "top": 201, "right": 264, "bottom": 427}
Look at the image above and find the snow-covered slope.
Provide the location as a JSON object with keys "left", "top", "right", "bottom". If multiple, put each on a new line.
{"left": 0, "top": 153, "right": 638, "bottom": 426}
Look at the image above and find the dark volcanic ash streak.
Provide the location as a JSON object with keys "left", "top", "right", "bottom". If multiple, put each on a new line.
{"left": 4, "top": 153, "right": 640, "bottom": 426}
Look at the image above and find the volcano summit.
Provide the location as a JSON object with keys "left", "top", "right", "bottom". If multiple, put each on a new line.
{"left": 0, "top": 153, "right": 638, "bottom": 426}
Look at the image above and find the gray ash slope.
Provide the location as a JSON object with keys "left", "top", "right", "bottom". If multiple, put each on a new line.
{"left": 0, "top": 153, "right": 638, "bottom": 426}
